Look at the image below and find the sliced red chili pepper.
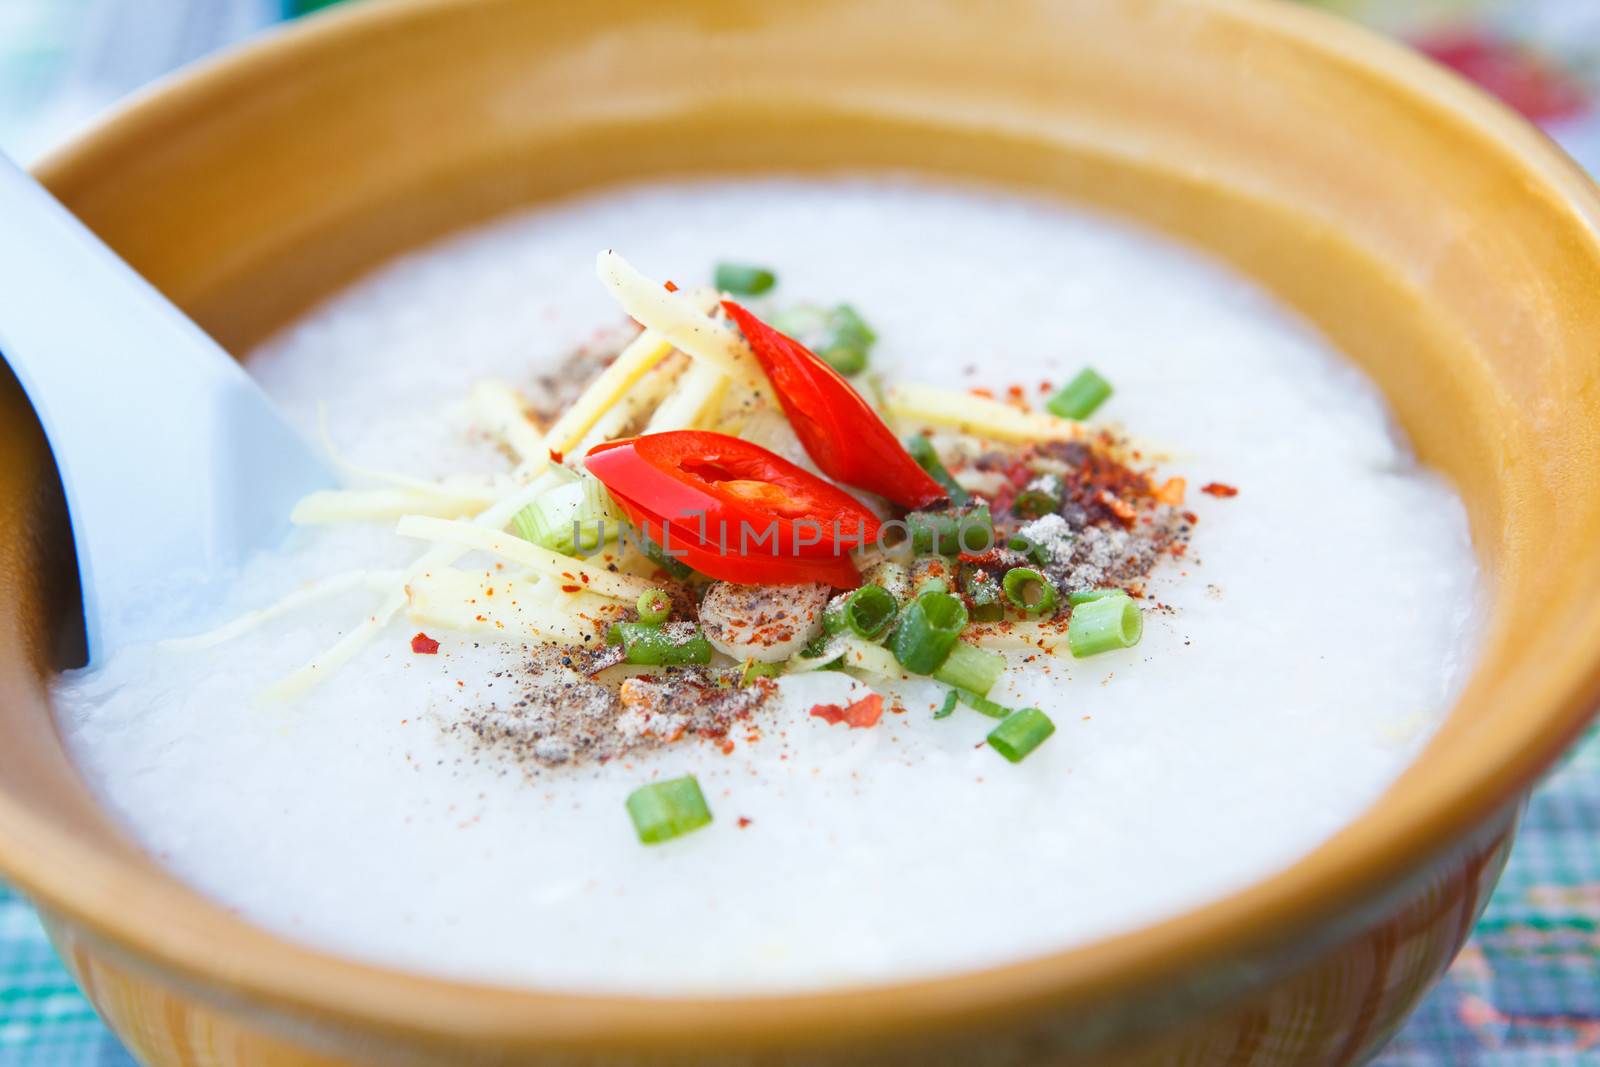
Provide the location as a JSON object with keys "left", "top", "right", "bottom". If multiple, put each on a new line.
{"left": 585, "top": 430, "right": 877, "bottom": 586}
{"left": 721, "top": 301, "right": 946, "bottom": 510}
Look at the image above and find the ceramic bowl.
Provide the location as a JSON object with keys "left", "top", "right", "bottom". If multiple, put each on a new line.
{"left": 5, "top": 0, "right": 1600, "bottom": 1063}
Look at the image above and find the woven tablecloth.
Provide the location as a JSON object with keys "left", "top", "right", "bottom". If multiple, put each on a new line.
{"left": 1, "top": 2, "right": 1597, "bottom": 1064}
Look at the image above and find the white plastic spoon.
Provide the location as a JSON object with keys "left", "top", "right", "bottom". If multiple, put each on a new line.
{"left": 0, "top": 155, "right": 329, "bottom": 662}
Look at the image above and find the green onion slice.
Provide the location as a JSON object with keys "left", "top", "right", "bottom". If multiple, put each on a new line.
{"left": 820, "top": 346, "right": 867, "bottom": 376}
{"left": 906, "top": 434, "right": 971, "bottom": 506}
{"left": 934, "top": 690, "right": 959, "bottom": 719}
{"left": 1046, "top": 367, "right": 1113, "bottom": 421}
{"left": 607, "top": 622, "right": 713, "bottom": 666}
{"left": 828, "top": 304, "right": 877, "bottom": 351}
{"left": 1010, "top": 475, "right": 1064, "bottom": 520}
{"left": 822, "top": 594, "right": 850, "bottom": 636}
{"left": 714, "top": 262, "right": 777, "bottom": 296}
{"left": 626, "top": 775, "right": 713, "bottom": 844}
{"left": 987, "top": 708, "right": 1056, "bottom": 763}
{"left": 909, "top": 505, "right": 993, "bottom": 556}
{"left": 637, "top": 529, "right": 693, "bottom": 580}
{"left": 1002, "top": 568, "right": 1059, "bottom": 617}
{"left": 891, "top": 590, "right": 969, "bottom": 674}
{"left": 960, "top": 565, "right": 1005, "bottom": 623}
{"left": 1067, "top": 594, "right": 1143, "bottom": 657}
{"left": 740, "top": 659, "right": 784, "bottom": 685}
{"left": 636, "top": 589, "right": 671, "bottom": 625}
{"left": 860, "top": 560, "right": 912, "bottom": 605}
{"left": 931, "top": 641, "right": 1006, "bottom": 696}
{"left": 843, "top": 584, "right": 897, "bottom": 641}
{"left": 1007, "top": 533, "right": 1051, "bottom": 567}
{"left": 957, "top": 689, "right": 1011, "bottom": 719}
{"left": 1068, "top": 587, "right": 1127, "bottom": 606}
{"left": 513, "top": 475, "right": 621, "bottom": 555}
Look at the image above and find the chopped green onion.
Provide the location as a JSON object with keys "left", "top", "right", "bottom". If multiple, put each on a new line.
{"left": 608, "top": 623, "right": 712, "bottom": 666}
{"left": 1007, "top": 533, "right": 1052, "bottom": 567}
{"left": 909, "top": 504, "right": 992, "bottom": 556}
{"left": 636, "top": 589, "right": 671, "bottom": 625}
{"left": 740, "top": 659, "right": 784, "bottom": 685}
{"left": 908, "top": 510, "right": 955, "bottom": 556}
{"left": 1068, "top": 587, "right": 1127, "bottom": 606}
{"left": 906, "top": 434, "right": 971, "bottom": 506}
{"left": 960, "top": 565, "right": 1005, "bottom": 623}
{"left": 1003, "top": 568, "right": 1059, "bottom": 617}
{"left": 828, "top": 304, "right": 877, "bottom": 351}
{"left": 714, "top": 262, "right": 777, "bottom": 296}
{"left": 638, "top": 529, "right": 693, "bottom": 580}
{"left": 625, "top": 775, "right": 713, "bottom": 843}
{"left": 772, "top": 304, "right": 826, "bottom": 339}
{"left": 817, "top": 304, "right": 876, "bottom": 375}
{"left": 931, "top": 641, "right": 1006, "bottom": 696}
{"left": 1067, "top": 594, "right": 1143, "bottom": 657}
{"left": 958, "top": 689, "right": 1011, "bottom": 719}
{"left": 821, "top": 346, "right": 867, "bottom": 376}
{"left": 843, "top": 584, "right": 897, "bottom": 641}
{"left": 911, "top": 556, "right": 951, "bottom": 598}
{"left": 987, "top": 708, "right": 1056, "bottom": 762}
{"left": 934, "top": 690, "right": 959, "bottom": 719}
{"left": 891, "top": 590, "right": 969, "bottom": 674}
{"left": 861, "top": 561, "right": 912, "bottom": 604}
{"left": 513, "top": 475, "right": 621, "bottom": 555}
{"left": 822, "top": 593, "right": 850, "bottom": 636}
{"left": 797, "top": 633, "right": 846, "bottom": 670}
{"left": 1010, "top": 474, "right": 1064, "bottom": 520}
{"left": 1046, "top": 367, "right": 1113, "bottom": 421}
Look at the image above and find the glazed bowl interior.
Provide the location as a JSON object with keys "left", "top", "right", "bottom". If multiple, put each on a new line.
{"left": 4, "top": 0, "right": 1600, "bottom": 1053}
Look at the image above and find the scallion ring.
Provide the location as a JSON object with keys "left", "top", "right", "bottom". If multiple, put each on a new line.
{"left": 931, "top": 641, "right": 1006, "bottom": 696}
{"left": 1067, "top": 594, "right": 1143, "bottom": 657}
{"left": 625, "top": 776, "right": 713, "bottom": 844}
{"left": 1002, "top": 567, "right": 1059, "bottom": 616}
{"left": 1046, "top": 367, "right": 1113, "bottom": 421}
{"left": 636, "top": 589, "right": 671, "bottom": 626}
{"left": 987, "top": 708, "right": 1056, "bottom": 763}
{"left": 891, "top": 590, "right": 969, "bottom": 674}
{"left": 843, "top": 584, "right": 897, "bottom": 641}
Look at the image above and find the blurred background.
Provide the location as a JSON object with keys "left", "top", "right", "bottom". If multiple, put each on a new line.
{"left": 1, "top": 1, "right": 1598, "bottom": 1065}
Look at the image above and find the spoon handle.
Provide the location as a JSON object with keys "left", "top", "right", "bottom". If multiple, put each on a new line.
{"left": 0, "top": 155, "right": 328, "bottom": 663}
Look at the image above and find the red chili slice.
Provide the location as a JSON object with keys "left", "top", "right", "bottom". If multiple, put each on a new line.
{"left": 721, "top": 301, "right": 946, "bottom": 510}
{"left": 585, "top": 431, "right": 878, "bottom": 586}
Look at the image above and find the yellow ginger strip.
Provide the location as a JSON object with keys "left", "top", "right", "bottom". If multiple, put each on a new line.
{"left": 395, "top": 515, "right": 655, "bottom": 602}
{"left": 644, "top": 360, "right": 728, "bottom": 433}
{"left": 884, "top": 383, "right": 1082, "bottom": 443}
{"left": 596, "top": 251, "right": 764, "bottom": 387}
{"left": 161, "top": 570, "right": 406, "bottom": 651}
{"left": 543, "top": 284, "right": 720, "bottom": 456}
{"left": 316, "top": 403, "right": 459, "bottom": 493}
{"left": 260, "top": 481, "right": 555, "bottom": 702}
{"left": 259, "top": 589, "right": 409, "bottom": 704}
{"left": 573, "top": 354, "right": 686, "bottom": 457}
{"left": 405, "top": 569, "right": 621, "bottom": 645}
{"left": 470, "top": 379, "right": 547, "bottom": 475}
{"left": 291, "top": 486, "right": 495, "bottom": 525}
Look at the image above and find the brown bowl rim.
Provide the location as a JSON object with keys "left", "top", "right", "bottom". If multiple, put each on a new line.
{"left": 8, "top": 0, "right": 1600, "bottom": 1049}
